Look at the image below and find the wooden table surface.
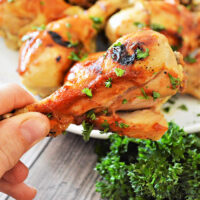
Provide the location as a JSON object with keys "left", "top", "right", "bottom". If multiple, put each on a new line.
{"left": 0, "top": 133, "right": 101, "bottom": 200}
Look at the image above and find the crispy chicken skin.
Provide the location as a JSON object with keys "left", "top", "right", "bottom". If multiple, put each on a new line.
{"left": 106, "top": 1, "right": 199, "bottom": 57}
{"left": 18, "top": 16, "right": 97, "bottom": 97}
{"left": 0, "top": 0, "right": 75, "bottom": 49}
{"left": 17, "top": 30, "right": 184, "bottom": 140}
{"left": 17, "top": 0, "right": 136, "bottom": 97}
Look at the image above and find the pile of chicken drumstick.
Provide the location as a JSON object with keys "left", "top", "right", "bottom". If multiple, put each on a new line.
{"left": 0, "top": 0, "right": 199, "bottom": 140}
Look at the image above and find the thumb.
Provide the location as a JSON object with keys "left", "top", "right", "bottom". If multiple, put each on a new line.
{"left": 0, "top": 112, "right": 50, "bottom": 178}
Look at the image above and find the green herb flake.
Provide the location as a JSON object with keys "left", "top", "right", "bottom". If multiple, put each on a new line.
{"left": 105, "top": 78, "right": 112, "bottom": 88}
{"left": 82, "top": 120, "right": 93, "bottom": 141}
{"left": 150, "top": 23, "right": 165, "bottom": 32}
{"left": 87, "top": 110, "right": 96, "bottom": 121}
{"left": 141, "top": 88, "right": 149, "bottom": 99}
{"left": 184, "top": 55, "right": 197, "bottom": 64}
{"left": 168, "top": 73, "right": 181, "bottom": 89}
{"left": 197, "top": 113, "right": 200, "bottom": 117}
{"left": 66, "top": 23, "right": 71, "bottom": 28}
{"left": 90, "top": 16, "right": 103, "bottom": 24}
{"left": 178, "top": 104, "right": 188, "bottom": 111}
{"left": 178, "top": 26, "right": 182, "bottom": 34}
{"left": 113, "top": 42, "right": 122, "bottom": 47}
{"left": 136, "top": 48, "right": 149, "bottom": 60}
{"left": 100, "top": 120, "right": 110, "bottom": 133}
{"left": 32, "top": 24, "right": 46, "bottom": 31}
{"left": 115, "top": 68, "right": 125, "bottom": 77}
{"left": 122, "top": 99, "right": 128, "bottom": 104}
{"left": 152, "top": 91, "right": 160, "bottom": 100}
{"left": 40, "top": 1, "right": 45, "bottom": 5}
{"left": 103, "top": 109, "right": 108, "bottom": 115}
{"left": 47, "top": 113, "right": 52, "bottom": 118}
{"left": 67, "top": 32, "right": 72, "bottom": 40}
{"left": 167, "top": 99, "right": 175, "bottom": 104}
{"left": 163, "top": 106, "right": 171, "bottom": 113}
{"left": 133, "top": 22, "right": 146, "bottom": 28}
{"left": 115, "top": 122, "right": 129, "bottom": 128}
{"left": 82, "top": 88, "right": 92, "bottom": 98}
{"left": 62, "top": 131, "right": 67, "bottom": 135}
{"left": 7, "top": 0, "right": 14, "bottom": 2}
{"left": 171, "top": 45, "right": 179, "bottom": 51}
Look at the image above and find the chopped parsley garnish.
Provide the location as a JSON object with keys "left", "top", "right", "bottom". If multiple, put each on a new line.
{"left": 115, "top": 121, "right": 129, "bottom": 128}
{"left": 66, "top": 23, "right": 71, "bottom": 28}
{"left": 105, "top": 78, "right": 112, "bottom": 88}
{"left": 134, "top": 22, "right": 146, "bottom": 28}
{"left": 171, "top": 45, "right": 179, "bottom": 51}
{"left": 90, "top": 16, "right": 103, "bottom": 24}
{"left": 150, "top": 23, "right": 165, "bottom": 32}
{"left": 197, "top": 113, "right": 200, "bottom": 117}
{"left": 103, "top": 109, "right": 108, "bottom": 115}
{"left": 32, "top": 24, "right": 46, "bottom": 31}
{"left": 178, "top": 26, "right": 182, "bottom": 34}
{"left": 62, "top": 131, "right": 67, "bottom": 135}
{"left": 47, "top": 113, "right": 52, "bottom": 118}
{"left": 21, "top": 35, "right": 31, "bottom": 42}
{"left": 7, "top": 0, "right": 14, "bottom": 2}
{"left": 90, "top": 16, "right": 103, "bottom": 30}
{"left": 82, "top": 88, "right": 92, "bottom": 97}
{"left": 115, "top": 68, "right": 125, "bottom": 77}
{"left": 163, "top": 106, "right": 171, "bottom": 113}
{"left": 140, "top": 88, "right": 149, "bottom": 99}
{"left": 40, "top": 1, "right": 45, "bottom": 5}
{"left": 178, "top": 104, "right": 188, "bottom": 111}
{"left": 136, "top": 48, "right": 149, "bottom": 60}
{"left": 82, "top": 121, "right": 93, "bottom": 141}
{"left": 122, "top": 99, "right": 128, "bottom": 104}
{"left": 101, "top": 120, "right": 110, "bottom": 133}
{"left": 113, "top": 42, "right": 122, "bottom": 47}
{"left": 152, "top": 91, "right": 160, "bottom": 100}
{"left": 67, "top": 32, "right": 72, "bottom": 40}
{"left": 68, "top": 52, "right": 88, "bottom": 61}
{"left": 87, "top": 110, "right": 96, "bottom": 120}
{"left": 184, "top": 55, "right": 196, "bottom": 63}
{"left": 168, "top": 73, "right": 181, "bottom": 89}
{"left": 167, "top": 99, "right": 175, "bottom": 104}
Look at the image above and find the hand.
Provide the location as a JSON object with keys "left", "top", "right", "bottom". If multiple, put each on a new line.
{"left": 0, "top": 84, "right": 50, "bottom": 200}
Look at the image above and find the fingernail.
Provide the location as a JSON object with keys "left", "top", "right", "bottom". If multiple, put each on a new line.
{"left": 20, "top": 118, "right": 48, "bottom": 144}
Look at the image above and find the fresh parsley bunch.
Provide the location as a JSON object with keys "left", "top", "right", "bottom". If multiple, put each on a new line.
{"left": 95, "top": 122, "right": 200, "bottom": 200}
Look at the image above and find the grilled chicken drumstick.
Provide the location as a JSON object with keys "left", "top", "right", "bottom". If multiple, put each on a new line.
{"left": 17, "top": 0, "right": 135, "bottom": 97}
{"left": 106, "top": 1, "right": 200, "bottom": 99}
{"left": 16, "top": 30, "right": 184, "bottom": 140}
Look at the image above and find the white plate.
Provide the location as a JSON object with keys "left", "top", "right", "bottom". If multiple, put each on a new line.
{"left": 0, "top": 38, "right": 200, "bottom": 139}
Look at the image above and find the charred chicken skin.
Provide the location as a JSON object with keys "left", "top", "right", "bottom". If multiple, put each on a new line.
{"left": 18, "top": 16, "right": 97, "bottom": 97}
{"left": 17, "top": 0, "right": 135, "bottom": 97}
{"left": 106, "top": 1, "right": 200, "bottom": 99}
{"left": 17, "top": 30, "right": 184, "bottom": 140}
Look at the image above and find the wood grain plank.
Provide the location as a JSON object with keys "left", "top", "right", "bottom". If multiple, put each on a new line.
{"left": 7, "top": 133, "right": 100, "bottom": 200}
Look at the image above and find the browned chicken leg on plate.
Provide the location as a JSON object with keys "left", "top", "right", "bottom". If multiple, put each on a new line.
{"left": 17, "top": 0, "right": 135, "bottom": 97}
{"left": 16, "top": 30, "right": 184, "bottom": 140}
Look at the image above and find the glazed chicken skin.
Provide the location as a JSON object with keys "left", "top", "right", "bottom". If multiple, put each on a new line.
{"left": 106, "top": 1, "right": 199, "bottom": 57}
{"left": 17, "top": 30, "right": 184, "bottom": 140}
{"left": 18, "top": 16, "right": 97, "bottom": 97}
{"left": 0, "top": 0, "right": 79, "bottom": 49}
{"left": 18, "top": 0, "right": 136, "bottom": 97}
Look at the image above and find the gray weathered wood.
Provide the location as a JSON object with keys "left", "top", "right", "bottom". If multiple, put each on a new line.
{"left": 7, "top": 133, "right": 100, "bottom": 200}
